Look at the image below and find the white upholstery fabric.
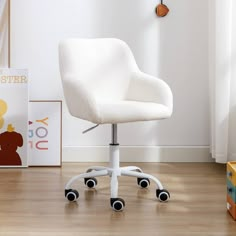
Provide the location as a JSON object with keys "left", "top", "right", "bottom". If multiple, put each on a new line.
{"left": 98, "top": 101, "right": 170, "bottom": 124}
{"left": 59, "top": 38, "right": 173, "bottom": 124}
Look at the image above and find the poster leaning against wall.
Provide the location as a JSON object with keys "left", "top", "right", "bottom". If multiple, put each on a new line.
{"left": 28, "top": 100, "right": 62, "bottom": 166}
{"left": 0, "top": 68, "right": 28, "bottom": 167}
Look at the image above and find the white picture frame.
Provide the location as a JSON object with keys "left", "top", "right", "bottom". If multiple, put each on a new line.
{"left": 28, "top": 100, "right": 62, "bottom": 166}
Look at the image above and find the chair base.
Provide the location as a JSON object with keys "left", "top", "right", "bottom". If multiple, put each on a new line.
{"left": 65, "top": 143, "right": 170, "bottom": 211}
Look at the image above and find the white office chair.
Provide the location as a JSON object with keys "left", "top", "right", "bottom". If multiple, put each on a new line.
{"left": 59, "top": 38, "right": 173, "bottom": 211}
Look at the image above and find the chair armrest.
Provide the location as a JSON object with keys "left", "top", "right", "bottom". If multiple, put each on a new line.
{"left": 62, "top": 75, "right": 101, "bottom": 123}
{"left": 127, "top": 71, "right": 173, "bottom": 113}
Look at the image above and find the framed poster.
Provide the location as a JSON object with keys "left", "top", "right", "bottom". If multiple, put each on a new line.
{"left": 28, "top": 100, "right": 62, "bottom": 166}
{"left": 0, "top": 68, "right": 28, "bottom": 167}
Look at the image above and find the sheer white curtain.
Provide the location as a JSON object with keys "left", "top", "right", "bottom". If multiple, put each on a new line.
{"left": 0, "top": 0, "right": 8, "bottom": 67}
{"left": 209, "top": 0, "right": 236, "bottom": 163}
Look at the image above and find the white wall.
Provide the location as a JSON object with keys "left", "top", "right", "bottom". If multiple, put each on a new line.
{"left": 10, "top": 0, "right": 210, "bottom": 154}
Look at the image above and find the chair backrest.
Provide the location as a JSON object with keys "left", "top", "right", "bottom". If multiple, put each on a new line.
{"left": 59, "top": 38, "right": 139, "bottom": 102}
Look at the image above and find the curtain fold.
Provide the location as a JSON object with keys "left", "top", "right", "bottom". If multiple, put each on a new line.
{"left": 209, "top": 0, "right": 236, "bottom": 163}
{"left": 0, "top": 0, "right": 9, "bottom": 67}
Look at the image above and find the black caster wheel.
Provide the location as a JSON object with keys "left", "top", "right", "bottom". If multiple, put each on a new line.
{"left": 110, "top": 198, "right": 125, "bottom": 212}
{"left": 84, "top": 177, "right": 97, "bottom": 188}
{"left": 156, "top": 189, "right": 170, "bottom": 202}
{"left": 137, "top": 178, "right": 150, "bottom": 188}
{"left": 65, "top": 189, "right": 79, "bottom": 202}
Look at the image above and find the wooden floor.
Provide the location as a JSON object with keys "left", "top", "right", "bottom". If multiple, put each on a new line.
{"left": 0, "top": 163, "right": 235, "bottom": 235}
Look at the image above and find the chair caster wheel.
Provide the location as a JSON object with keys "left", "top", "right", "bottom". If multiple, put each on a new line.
{"left": 110, "top": 198, "right": 125, "bottom": 212}
{"left": 137, "top": 178, "right": 150, "bottom": 188}
{"left": 84, "top": 177, "right": 97, "bottom": 188}
{"left": 65, "top": 189, "right": 79, "bottom": 202}
{"left": 156, "top": 189, "right": 170, "bottom": 202}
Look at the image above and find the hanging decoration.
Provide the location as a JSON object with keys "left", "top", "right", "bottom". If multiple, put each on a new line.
{"left": 156, "top": 0, "right": 169, "bottom": 17}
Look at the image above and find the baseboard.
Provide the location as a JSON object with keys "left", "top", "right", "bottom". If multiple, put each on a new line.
{"left": 62, "top": 146, "right": 212, "bottom": 162}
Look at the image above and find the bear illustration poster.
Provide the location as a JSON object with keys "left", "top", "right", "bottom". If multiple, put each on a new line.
{"left": 0, "top": 68, "right": 28, "bottom": 167}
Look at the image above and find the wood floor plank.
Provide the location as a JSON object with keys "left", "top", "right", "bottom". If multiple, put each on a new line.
{"left": 0, "top": 163, "right": 235, "bottom": 235}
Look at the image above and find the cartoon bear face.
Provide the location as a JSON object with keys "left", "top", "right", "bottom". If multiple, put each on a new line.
{"left": 0, "top": 131, "right": 23, "bottom": 152}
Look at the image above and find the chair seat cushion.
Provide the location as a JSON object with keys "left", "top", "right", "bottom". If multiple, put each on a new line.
{"left": 97, "top": 100, "right": 172, "bottom": 124}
